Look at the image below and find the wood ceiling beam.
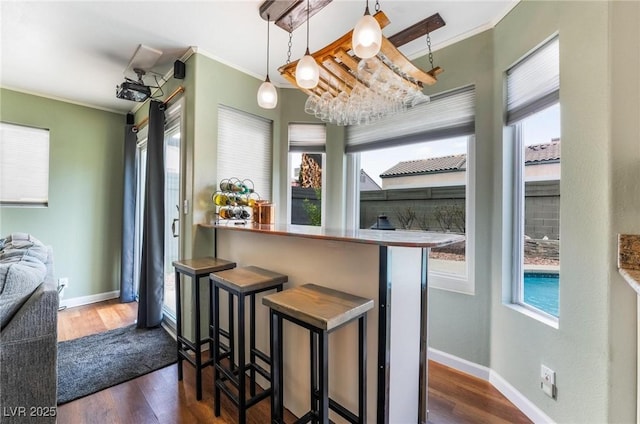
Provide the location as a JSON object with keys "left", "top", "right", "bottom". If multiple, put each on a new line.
{"left": 260, "top": 0, "right": 334, "bottom": 32}
{"left": 260, "top": 0, "right": 446, "bottom": 48}
{"left": 388, "top": 13, "right": 446, "bottom": 48}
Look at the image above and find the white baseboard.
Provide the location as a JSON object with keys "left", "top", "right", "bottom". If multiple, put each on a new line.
{"left": 489, "top": 370, "right": 555, "bottom": 424}
{"left": 428, "top": 347, "right": 554, "bottom": 424}
{"left": 161, "top": 322, "right": 177, "bottom": 341}
{"left": 428, "top": 347, "right": 491, "bottom": 380}
{"left": 59, "top": 290, "right": 120, "bottom": 308}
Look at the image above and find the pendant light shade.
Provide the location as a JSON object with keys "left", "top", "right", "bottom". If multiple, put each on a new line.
{"left": 258, "top": 13, "right": 278, "bottom": 109}
{"left": 295, "top": 0, "right": 319, "bottom": 89}
{"left": 258, "top": 76, "right": 278, "bottom": 109}
{"left": 352, "top": 3, "right": 382, "bottom": 59}
{"left": 296, "top": 51, "right": 320, "bottom": 89}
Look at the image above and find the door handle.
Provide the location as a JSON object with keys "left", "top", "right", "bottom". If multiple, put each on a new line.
{"left": 171, "top": 218, "right": 179, "bottom": 238}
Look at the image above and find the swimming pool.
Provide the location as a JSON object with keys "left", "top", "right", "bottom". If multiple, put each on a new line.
{"left": 524, "top": 273, "right": 559, "bottom": 317}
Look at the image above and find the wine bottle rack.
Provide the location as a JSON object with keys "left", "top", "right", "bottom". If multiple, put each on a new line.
{"left": 212, "top": 177, "right": 260, "bottom": 224}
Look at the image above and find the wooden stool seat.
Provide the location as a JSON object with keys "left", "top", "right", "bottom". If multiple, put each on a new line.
{"left": 263, "top": 284, "right": 373, "bottom": 424}
{"left": 173, "top": 257, "right": 235, "bottom": 275}
{"left": 262, "top": 283, "right": 374, "bottom": 331}
{"left": 172, "top": 256, "right": 236, "bottom": 401}
{"left": 212, "top": 266, "right": 289, "bottom": 294}
{"left": 210, "top": 266, "right": 288, "bottom": 424}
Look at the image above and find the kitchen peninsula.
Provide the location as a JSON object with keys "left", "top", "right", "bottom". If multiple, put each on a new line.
{"left": 201, "top": 222, "right": 463, "bottom": 423}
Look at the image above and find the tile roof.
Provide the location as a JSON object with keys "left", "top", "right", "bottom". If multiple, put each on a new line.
{"left": 380, "top": 154, "right": 467, "bottom": 178}
{"left": 525, "top": 140, "right": 560, "bottom": 164}
{"left": 380, "top": 140, "right": 560, "bottom": 178}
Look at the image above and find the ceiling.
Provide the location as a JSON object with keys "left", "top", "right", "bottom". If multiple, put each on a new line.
{"left": 0, "top": 1, "right": 518, "bottom": 114}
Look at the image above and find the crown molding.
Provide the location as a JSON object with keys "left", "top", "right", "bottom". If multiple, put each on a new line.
{"left": 407, "top": 0, "right": 519, "bottom": 61}
{"left": 0, "top": 85, "right": 125, "bottom": 115}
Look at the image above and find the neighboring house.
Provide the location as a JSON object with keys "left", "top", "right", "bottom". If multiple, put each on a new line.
{"left": 380, "top": 139, "right": 560, "bottom": 189}
{"left": 359, "top": 169, "right": 381, "bottom": 191}
{"left": 380, "top": 154, "right": 467, "bottom": 189}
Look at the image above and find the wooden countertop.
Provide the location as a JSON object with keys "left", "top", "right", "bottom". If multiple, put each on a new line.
{"left": 201, "top": 222, "right": 464, "bottom": 248}
{"left": 618, "top": 234, "right": 640, "bottom": 295}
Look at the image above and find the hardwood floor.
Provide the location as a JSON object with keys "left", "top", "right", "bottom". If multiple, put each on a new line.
{"left": 57, "top": 300, "right": 531, "bottom": 424}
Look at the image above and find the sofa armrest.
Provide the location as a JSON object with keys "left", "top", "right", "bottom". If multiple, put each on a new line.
{"left": 1, "top": 277, "right": 58, "bottom": 423}
{"left": 1, "top": 276, "right": 58, "bottom": 343}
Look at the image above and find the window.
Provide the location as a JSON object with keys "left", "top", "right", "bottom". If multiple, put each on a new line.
{"left": 134, "top": 101, "right": 184, "bottom": 321}
{"left": 0, "top": 122, "right": 50, "bottom": 206}
{"left": 347, "top": 86, "right": 476, "bottom": 293}
{"left": 217, "top": 106, "right": 273, "bottom": 200}
{"left": 163, "top": 102, "right": 183, "bottom": 319}
{"left": 288, "top": 123, "right": 326, "bottom": 227}
{"left": 507, "top": 36, "right": 560, "bottom": 321}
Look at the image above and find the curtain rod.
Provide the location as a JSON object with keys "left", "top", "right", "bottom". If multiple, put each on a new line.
{"left": 134, "top": 86, "right": 185, "bottom": 131}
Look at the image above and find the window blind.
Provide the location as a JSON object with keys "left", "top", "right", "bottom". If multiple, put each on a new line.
{"left": 0, "top": 122, "right": 50, "bottom": 206}
{"left": 217, "top": 105, "right": 272, "bottom": 200}
{"left": 345, "top": 85, "right": 475, "bottom": 153}
{"left": 288, "top": 123, "right": 326, "bottom": 152}
{"left": 506, "top": 36, "right": 559, "bottom": 125}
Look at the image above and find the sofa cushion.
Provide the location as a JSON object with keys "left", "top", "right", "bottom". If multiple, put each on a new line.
{"left": 0, "top": 233, "right": 49, "bottom": 329}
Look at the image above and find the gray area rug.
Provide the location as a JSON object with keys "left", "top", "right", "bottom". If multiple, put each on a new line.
{"left": 57, "top": 324, "right": 177, "bottom": 404}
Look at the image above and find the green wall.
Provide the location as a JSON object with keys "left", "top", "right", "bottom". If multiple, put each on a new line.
{"left": 0, "top": 89, "right": 124, "bottom": 300}
{"left": 2, "top": 1, "right": 638, "bottom": 419}
{"left": 333, "top": 1, "right": 634, "bottom": 421}
{"left": 489, "top": 1, "right": 634, "bottom": 422}
{"left": 610, "top": 2, "right": 640, "bottom": 423}
{"left": 189, "top": 53, "right": 281, "bottom": 258}
{"left": 273, "top": 4, "right": 638, "bottom": 419}
{"left": 415, "top": 29, "right": 494, "bottom": 368}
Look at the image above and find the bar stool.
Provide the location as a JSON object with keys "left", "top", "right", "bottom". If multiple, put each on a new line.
{"left": 210, "top": 266, "right": 288, "bottom": 424}
{"left": 172, "top": 257, "right": 236, "bottom": 400}
{"left": 262, "top": 284, "right": 374, "bottom": 424}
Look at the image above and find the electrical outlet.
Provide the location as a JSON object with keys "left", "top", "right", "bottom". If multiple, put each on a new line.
{"left": 57, "top": 277, "right": 69, "bottom": 301}
{"left": 540, "top": 364, "right": 557, "bottom": 399}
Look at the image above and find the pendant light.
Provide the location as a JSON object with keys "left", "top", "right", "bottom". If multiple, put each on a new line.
{"left": 352, "top": 0, "right": 382, "bottom": 59}
{"left": 295, "top": 0, "right": 319, "bottom": 89}
{"left": 258, "top": 14, "right": 278, "bottom": 109}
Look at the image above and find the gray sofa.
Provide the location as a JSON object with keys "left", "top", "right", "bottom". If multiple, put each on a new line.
{"left": 0, "top": 234, "right": 58, "bottom": 423}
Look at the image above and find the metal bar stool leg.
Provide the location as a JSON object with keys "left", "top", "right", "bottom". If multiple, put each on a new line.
{"left": 229, "top": 292, "right": 235, "bottom": 372}
{"left": 238, "top": 293, "right": 247, "bottom": 424}
{"left": 209, "top": 276, "right": 215, "bottom": 356}
{"left": 250, "top": 293, "right": 256, "bottom": 397}
{"left": 359, "top": 315, "right": 367, "bottom": 424}
{"left": 310, "top": 331, "right": 318, "bottom": 424}
{"left": 213, "top": 285, "right": 221, "bottom": 417}
{"left": 194, "top": 275, "right": 203, "bottom": 400}
{"left": 277, "top": 312, "right": 284, "bottom": 420}
{"left": 270, "top": 310, "right": 283, "bottom": 424}
{"left": 175, "top": 269, "right": 183, "bottom": 381}
{"left": 318, "top": 330, "right": 329, "bottom": 424}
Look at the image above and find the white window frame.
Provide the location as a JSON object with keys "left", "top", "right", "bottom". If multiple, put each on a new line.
{"left": 133, "top": 126, "right": 148, "bottom": 302}
{"left": 510, "top": 107, "right": 560, "bottom": 327}
{"left": 429, "top": 135, "right": 475, "bottom": 294}
{"left": 287, "top": 123, "right": 327, "bottom": 228}
{"left": 505, "top": 34, "right": 560, "bottom": 326}
{"left": 346, "top": 134, "right": 476, "bottom": 295}
{"left": 0, "top": 122, "right": 50, "bottom": 207}
{"left": 287, "top": 152, "right": 327, "bottom": 228}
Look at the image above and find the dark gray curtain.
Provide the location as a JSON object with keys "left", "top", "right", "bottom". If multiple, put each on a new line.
{"left": 137, "top": 100, "right": 166, "bottom": 328}
{"left": 120, "top": 114, "right": 137, "bottom": 303}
